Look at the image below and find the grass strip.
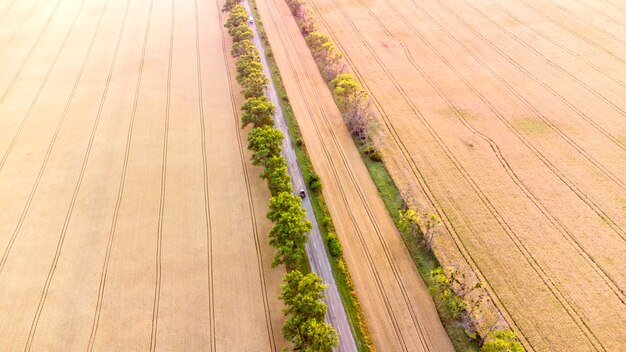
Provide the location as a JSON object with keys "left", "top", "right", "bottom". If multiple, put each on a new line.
{"left": 359, "top": 151, "right": 480, "bottom": 351}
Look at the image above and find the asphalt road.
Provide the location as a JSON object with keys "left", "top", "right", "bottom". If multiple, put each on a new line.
{"left": 242, "top": 1, "right": 358, "bottom": 350}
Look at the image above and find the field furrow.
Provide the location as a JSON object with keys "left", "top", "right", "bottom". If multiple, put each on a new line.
{"left": 308, "top": 0, "right": 626, "bottom": 350}
{"left": 0, "top": 0, "right": 285, "bottom": 350}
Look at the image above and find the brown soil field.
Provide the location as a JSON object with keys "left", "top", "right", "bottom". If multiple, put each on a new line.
{"left": 256, "top": 0, "right": 454, "bottom": 350}
{"left": 305, "top": 0, "right": 626, "bottom": 350}
{"left": 0, "top": 0, "right": 285, "bottom": 350}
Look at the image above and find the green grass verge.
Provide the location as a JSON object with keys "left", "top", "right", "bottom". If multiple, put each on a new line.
{"left": 359, "top": 150, "right": 480, "bottom": 352}
{"left": 247, "top": 2, "right": 371, "bottom": 351}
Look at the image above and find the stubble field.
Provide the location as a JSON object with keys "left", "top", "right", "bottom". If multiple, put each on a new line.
{"left": 0, "top": 0, "right": 285, "bottom": 350}
{"left": 306, "top": 0, "right": 626, "bottom": 350}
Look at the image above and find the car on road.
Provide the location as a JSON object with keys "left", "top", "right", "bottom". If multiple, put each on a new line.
{"left": 249, "top": 17, "right": 254, "bottom": 24}
{"left": 299, "top": 189, "right": 306, "bottom": 199}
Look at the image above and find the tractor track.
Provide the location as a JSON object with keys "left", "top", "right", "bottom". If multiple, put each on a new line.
{"left": 358, "top": 0, "right": 626, "bottom": 305}
{"left": 214, "top": 0, "right": 276, "bottom": 349}
{"left": 0, "top": 0, "right": 19, "bottom": 22}
{"left": 538, "top": 0, "right": 626, "bottom": 47}
{"left": 483, "top": 0, "right": 626, "bottom": 89}
{"left": 455, "top": 0, "right": 626, "bottom": 119}
{"left": 430, "top": 0, "right": 626, "bottom": 234}
{"left": 148, "top": 1, "right": 175, "bottom": 350}
{"left": 86, "top": 0, "right": 152, "bottom": 349}
{"left": 0, "top": 0, "right": 68, "bottom": 170}
{"left": 306, "top": 0, "right": 543, "bottom": 348}
{"left": 598, "top": 0, "right": 626, "bottom": 14}
{"left": 512, "top": 0, "right": 626, "bottom": 66}
{"left": 432, "top": 0, "right": 626, "bottom": 154}
{"left": 0, "top": 0, "right": 64, "bottom": 106}
{"left": 0, "top": 0, "right": 41, "bottom": 58}
{"left": 571, "top": 0, "right": 626, "bottom": 27}
{"left": 0, "top": 0, "right": 284, "bottom": 349}
{"left": 319, "top": 0, "right": 607, "bottom": 348}
{"left": 24, "top": 0, "right": 131, "bottom": 349}
{"left": 0, "top": 0, "right": 89, "bottom": 277}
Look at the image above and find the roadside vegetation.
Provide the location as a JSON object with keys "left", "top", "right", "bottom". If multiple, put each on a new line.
{"left": 246, "top": 0, "right": 374, "bottom": 350}
{"left": 224, "top": 3, "right": 337, "bottom": 350}
{"left": 281, "top": 270, "right": 338, "bottom": 351}
{"left": 284, "top": 1, "right": 525, "bottom": 351}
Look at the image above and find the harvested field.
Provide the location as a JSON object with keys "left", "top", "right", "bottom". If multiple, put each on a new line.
{"left": 0, "top": 0, "right": 285, "bottom": 350}
{"left": 256, "top": 0, "right": 454, "bottom": 350}
{"left": 305, "top": 0, "right": 626, "bottom": 350}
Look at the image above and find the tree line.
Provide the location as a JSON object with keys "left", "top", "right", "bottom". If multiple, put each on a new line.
{"left": 288, "top": 0, "right": 378, "bottom": 158}
{"left": 223, "top": 2, "right": 338, "bottom": 351}
{"left": 284, "top": 0, "right": 524, "bottom": 351}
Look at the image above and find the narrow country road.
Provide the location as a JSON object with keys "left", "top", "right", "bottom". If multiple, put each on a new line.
{"left": 242, "top": 1, "right": 358, "bottom": 351}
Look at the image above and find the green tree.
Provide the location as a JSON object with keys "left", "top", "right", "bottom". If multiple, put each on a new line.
{"left": 306, "top": 32, "right": 344, "bottom": 77}
{"left": 399, "top": 209, "right": 439, "bottom": 250}
{"left": 326, "top": 232, "right": 342, "bottom": 258}
{"left": 430, "top": 267, "right": 467, "bottom": 318}
{"left": 280, "top": 270, "right": 338, "bottom": 351}
{"left": 267, "top": 192, "right": 311, "bottom": 269}
{"left": 398, "top": 208, "right": 421, "bottom": 237}
{"left": 294, "top": 318, "right": 338, "bottom": 352}
{"left": 247, "top": 126, "right": 283, "bottom": 166}
{"left": 260, "top": 155, "right": 288, "bottom": 179}
{"left": 330, "top": 73, "right": 362, "bottom": 111}
{"left": 231, "top": 39, "right": 257, "bottom": 58}
{"left": 229, "top": 24, "right": 253, "bottom": 43}
{"left": 430, "top": 267, "right": 484, "bottom": 320}
{"left": 236, "top": 55, "right": 263, "bottom": 83}
{"left": 299, "top": 16, "right": 316, "bottom": 36}
{"left": 240, "top": 70, "right": 269, "bottom": 98}
{"left": 260, "top": 155, "right": 293, "bottom": 196}
{"left": 236, "top": 51, "right": 261, "bottom": 68}
{"left": 265, "top": 164, "right": 293, "bottom": 196}
{"left": 481, "top": 329, "right": 524, "bottom": 352}
{"left": 222, "top": 0, "right": 241, "bottom": 12}
{"left": 306, "top": 171, "right": 322, "bottom": 193}
{"left": 306, "top": 32, "right": 335, "bottom": 61}
{"left": 241, "top": 95, "right": 275, "bottom": 128}
{"left": 285, "top": 0, "right": 315, "bottom": 34}
{"left": 267, "top": 192, "right": 302, "bottom": 220}
{"left": 225, "top": 5, "right": 248, "bottom": 29}
{"left": 330, "top": 73, "right": 374, "bottom": 141}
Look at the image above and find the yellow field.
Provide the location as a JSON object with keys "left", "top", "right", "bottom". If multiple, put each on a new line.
{"left": 306, "top": 0, "right": 626, "bottom": 350}
{"left": 0, "top": 0, "right": 284, "bottom": 349}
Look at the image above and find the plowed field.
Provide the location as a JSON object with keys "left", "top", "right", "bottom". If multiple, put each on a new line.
{"left": 307, "top": 0, "right": 626, "bottom": 350}
{"left": 0, "top": 0, "right": 284, "bottom": 350}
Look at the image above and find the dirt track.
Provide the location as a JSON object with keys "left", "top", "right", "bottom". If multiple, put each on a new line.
{"left": 305, "top": 0, "right": 626, "bottom": 350}
{"left": 0, "top": 0, "right": 285, "bottom": 350}
{"left": 255, "top": 0, "right": 454, "bottom": 350}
